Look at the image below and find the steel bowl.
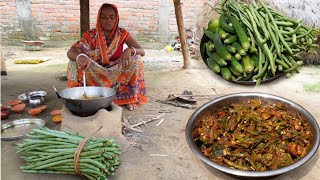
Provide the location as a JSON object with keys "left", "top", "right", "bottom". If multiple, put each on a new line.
{"left": 18, "top": 91, "right": 47, "bottom": 104}
{"left": 55, "top": 86, "right": 116, "bottom": 116}
{"left": 185, "top": 92, "right": 320, "bottom": 179}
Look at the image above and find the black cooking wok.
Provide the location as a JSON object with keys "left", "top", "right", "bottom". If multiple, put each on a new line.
{"left": 54, "top": 86, "right": 116, "bottom": 116}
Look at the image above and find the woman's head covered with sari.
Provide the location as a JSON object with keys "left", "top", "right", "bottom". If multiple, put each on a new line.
{"left": 97, "top": 4, "right": 119, "bottom": 38}
{"left": 96, "top": 3, "right": 128, "bottom": 64}
{"left": 72, "top": 3, "right": 128, "bottom": 65}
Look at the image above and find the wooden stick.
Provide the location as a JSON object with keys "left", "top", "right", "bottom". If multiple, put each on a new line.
{"left": 130, "top": 113, "right": 165, "bottom": 128}
{"left": 173, "top": 0, "right": 190, "bottom": 69}
{"left": 156, "top": 99, "right": 197, "bottom": 109}
{"left": 128, "top": 140, "right": 146, "bottom": 150}
{"left": 146, "top": 108, "right": 174, "bottom": 113}
{"left": 150, "top": 154, "right": 169, "bottom": 157}
{"left": 129, "top": 127, "right": 143, "bottom": 133}
{"left": 122, "top": 117, "right": 144, "bottom": 133}
{"left": 171, "top": 94, "right": 221, "bottom": 97}
{"left": 139, "top": 119, "right": 147, "bottom": 126}
{"left": 155, "top": 119, "right": 165, "bottom": 127}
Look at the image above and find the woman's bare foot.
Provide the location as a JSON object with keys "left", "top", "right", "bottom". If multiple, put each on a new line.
{"left": 127, "top": 103, "right": 138, "bottom": 111}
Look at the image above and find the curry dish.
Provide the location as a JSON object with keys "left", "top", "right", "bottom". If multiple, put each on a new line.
{"left": 192, "top": 99, "right": 312, "bottom": 171}
{"left": 81, "top": 93, "right": 103, "bottom": 100}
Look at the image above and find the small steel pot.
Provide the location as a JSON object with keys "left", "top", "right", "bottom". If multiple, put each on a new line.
{"left": 29, "top": 96, "right": 44, "bottom": 107}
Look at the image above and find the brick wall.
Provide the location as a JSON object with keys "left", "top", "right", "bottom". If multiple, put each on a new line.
{"left": 0, "top": 0, "right": 205, "bottom": 43}
{"left": 169, "top": 0, "right": 206, "bottom": 37}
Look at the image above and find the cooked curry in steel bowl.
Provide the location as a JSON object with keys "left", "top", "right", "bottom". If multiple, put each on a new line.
{"left": 192, "top": 99, "right": 313, "bottom": 171}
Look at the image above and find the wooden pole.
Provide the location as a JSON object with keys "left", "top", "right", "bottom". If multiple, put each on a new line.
{"left": 80, "top": 0, "right": 90, "bottom": 37}
{"left": 173, "top": 0, "right": 190, "bottom": 69}
{"left": 0, "top": 49, "right": 7, "bottom": 76}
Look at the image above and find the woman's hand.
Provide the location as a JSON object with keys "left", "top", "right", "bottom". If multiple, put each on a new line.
{"left": 76, "top": 55, "right": 92, "bottom": 71}
{"left": 119, "top": 48, "right": 131, "bottom": 68}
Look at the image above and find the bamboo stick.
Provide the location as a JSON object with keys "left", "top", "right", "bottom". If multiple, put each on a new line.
{"left": 173, "top": 0, "right": 190, "bottom": 69}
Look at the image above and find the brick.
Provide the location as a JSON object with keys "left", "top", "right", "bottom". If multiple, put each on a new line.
{"left": 2, "top": 11, "right": 9, "bottom": 15}
{"left": 55, "top": 16, "right": 65, "bottom": 21}
{"left": 69, "top": 25, "right": 77, "bottom": 30}
{"left": 54, "top": 9, "right": 67, "bottom": 13}
{"left": 134, "top": 13, "right": 144, "bottom": 17}
{"left": 66, "top": 10, "right": 78, "bottom": 14}
{"left": 31, "top": 0, "right": 42, "bottom": 4}
{"left": 43, "top": 9, "right": 55, "bottom": 15}
{"left": 52, "top": 29, "right": 62, "bottom": 32}
{"left": 68, "top": 17, "right": 78, "bottom": 22}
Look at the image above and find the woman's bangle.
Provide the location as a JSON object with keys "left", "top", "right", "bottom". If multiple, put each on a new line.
{"left": 131, "top": 47, "right": 136, "bottom": 56}
{"left": 76, "top": 53, "right": 88, "bottom": 61}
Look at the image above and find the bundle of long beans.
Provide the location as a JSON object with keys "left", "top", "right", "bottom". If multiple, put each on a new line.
{"left": 16, "top": 127, "right": 121, "bottom": 180}
{"left": 204, "top": 0, "right": 319, "bottom": 84}
{"left": 223, "top": 0, "right": 319, "bottom": 79}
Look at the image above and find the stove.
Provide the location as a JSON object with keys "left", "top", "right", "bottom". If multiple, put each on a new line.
{"left": 60, "top": 103, "right": 124, "bottom": 140}
{"left": 70, "top": 105, "right": 113, "bottom": 117}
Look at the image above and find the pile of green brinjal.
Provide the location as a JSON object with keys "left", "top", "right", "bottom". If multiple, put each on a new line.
{"left": 202, "top": 0, "right": 320, "bottom": 85}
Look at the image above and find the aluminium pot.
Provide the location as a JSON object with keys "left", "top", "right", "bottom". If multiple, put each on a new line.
{"left": 54, "top": 86, "right": 116, "bottom": 116}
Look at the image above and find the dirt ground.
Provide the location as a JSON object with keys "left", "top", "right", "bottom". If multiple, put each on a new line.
{"left": 1, "top": 45, "right": 320, "bottom": 180}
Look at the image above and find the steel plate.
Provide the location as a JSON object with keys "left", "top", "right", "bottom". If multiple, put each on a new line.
{"left": 18, "top": 91, "right": 47, "bottom": 102}
{"left": 1, "top": 118, "right": 45, "bottom": 141}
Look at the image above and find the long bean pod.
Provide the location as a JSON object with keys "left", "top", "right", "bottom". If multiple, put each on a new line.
{"left": 246, "top": 8, "right": 266, "bottom": 44}
{"left": 258, "top": 0, "right": 293, "bottom": 54}
{"left": 265, "top": 15, "right": 281, "bottom": 56}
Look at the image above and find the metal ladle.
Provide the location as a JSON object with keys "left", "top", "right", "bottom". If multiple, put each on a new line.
{"left": 82, "top": 71, "right": 88, "bottom": 98}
